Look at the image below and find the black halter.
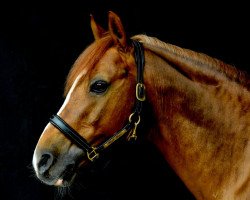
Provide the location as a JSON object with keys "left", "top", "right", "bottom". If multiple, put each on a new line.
{"left": 49, "top": 40, "right": 145, "bottom": 162}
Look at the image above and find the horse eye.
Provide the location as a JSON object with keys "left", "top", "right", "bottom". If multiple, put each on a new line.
{"left": 90, "top": 80, "right": 109, "bottom": 94}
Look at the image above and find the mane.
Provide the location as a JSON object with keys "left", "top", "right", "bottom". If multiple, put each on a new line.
{"left": 64, "top": 34, "right": 113, "bottom": 96}
{"left": 132, "top": 34, "right": 250, "bottom": 90}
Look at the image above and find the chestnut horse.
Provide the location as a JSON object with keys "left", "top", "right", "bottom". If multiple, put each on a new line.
{"left": 32, "top": 11, "right": 250, "bottom": 200}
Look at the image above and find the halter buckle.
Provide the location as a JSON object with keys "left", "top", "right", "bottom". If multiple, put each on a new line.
{"left": 87, "top": 147, "right": 99, "bottom": 162}
{"left": 136, "top": 83, "right": 146, "bottom": 102}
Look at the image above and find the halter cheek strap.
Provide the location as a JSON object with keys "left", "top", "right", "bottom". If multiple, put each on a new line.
{"left": 49, "top": 40, "right": 145, "bottom": 162}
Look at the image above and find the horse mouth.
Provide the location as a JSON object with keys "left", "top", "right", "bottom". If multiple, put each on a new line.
{"left": 53, "top": 159, "right": 89, "bottom": 187}
{"left": 54, "top": 164, "right": 77, "bottom": 187}
{"left": 54, "top": 173, "right": 76, "bottom": 187}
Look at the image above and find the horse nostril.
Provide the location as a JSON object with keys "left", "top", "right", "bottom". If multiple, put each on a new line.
{"left": 37, "top": 153, "right": 54, "bottom": 175}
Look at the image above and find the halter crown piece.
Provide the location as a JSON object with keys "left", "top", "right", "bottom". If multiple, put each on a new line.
{"left": 49, "top": 40, "right": 145, "bottom": 162}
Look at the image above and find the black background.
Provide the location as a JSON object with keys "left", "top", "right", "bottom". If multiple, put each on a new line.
{"left": 0, "top": 1, "right": 249, "bottom": 199}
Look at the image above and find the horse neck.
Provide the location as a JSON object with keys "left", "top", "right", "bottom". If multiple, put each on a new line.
{"left": 143, "top": 47, "right": 208, "bottom": 151}
{"left": 142, "top": 42, "right": 250, "bottom": 199}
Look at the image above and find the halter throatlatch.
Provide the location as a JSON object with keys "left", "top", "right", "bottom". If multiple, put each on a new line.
{"left": 49, "top": 40, "right": 145, "bottom": 162}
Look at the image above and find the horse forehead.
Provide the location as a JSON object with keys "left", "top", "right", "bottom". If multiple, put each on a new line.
{"left": 98, "top": 48, "right": 123, "bottom": 66}
{"left": 93, "top": 48, "right": 126, "bottom": 75}
{"left": 71, "top": 48, "right": 124, "bottom": 84}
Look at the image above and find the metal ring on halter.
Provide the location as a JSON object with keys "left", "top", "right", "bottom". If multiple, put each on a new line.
{"left": 129, "top": 112, "right": 141, "bottom": 125}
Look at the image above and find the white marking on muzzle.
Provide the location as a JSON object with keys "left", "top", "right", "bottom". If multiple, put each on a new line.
{"left": 32, "top": 71, "right": 86, "bottom": 175}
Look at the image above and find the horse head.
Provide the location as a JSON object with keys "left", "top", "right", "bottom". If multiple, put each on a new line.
{"left": 32, "top": 11, "right": 141, "bottom": 187}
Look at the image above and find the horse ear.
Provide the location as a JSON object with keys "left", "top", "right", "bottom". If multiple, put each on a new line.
{"left": 108, "top": 11, "right": 127, "bottom": 48}
{"left": 90, "top": 14, "right": 106, "bottom": 40}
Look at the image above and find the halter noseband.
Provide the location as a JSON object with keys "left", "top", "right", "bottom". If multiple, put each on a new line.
{"left": 49, "top": 40, "right": 145, "bottom": 162}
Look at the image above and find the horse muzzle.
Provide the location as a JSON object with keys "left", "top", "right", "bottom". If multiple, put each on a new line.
{"left": 32, "top": 144, "right": 85, "bottom": 187}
